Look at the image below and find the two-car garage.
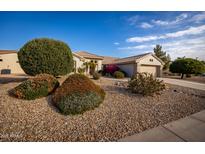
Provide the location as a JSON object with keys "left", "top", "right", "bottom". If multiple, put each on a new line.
{"left": 139, "top": 65, "right": 158, "bottom": 77}
{"left": 115, "top": 53, "right": 164, "bottom": 77}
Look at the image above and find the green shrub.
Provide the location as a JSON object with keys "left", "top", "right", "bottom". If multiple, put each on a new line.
{"left": 128, "top": 72, "right": 165, "bottom": 96}
{"left": 52, "top": 74, "right": 105, "bottom": 115}
{"left": 113, "top": 71, "right": 125, "bottom": 78}
{"left": 11, "top": 74, "right": 59, "bottom": 100}
{"left": 77, "top": 67, "right": 85, "bottom": 74}
{"left": 93, "top": 72, "right": 101, "bottom": 80}
{"left": 169, "top": 58, "right": 205, "bottom": 79}
{"left": 18, "top": 38, "right": 74, "bottom": 76}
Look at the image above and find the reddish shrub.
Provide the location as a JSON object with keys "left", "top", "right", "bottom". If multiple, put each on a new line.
{"left": 52, "top": 74, "right": 105, "bottom": 115}
{"left": 104, "top": 64, "right": 119, "bottom": 74}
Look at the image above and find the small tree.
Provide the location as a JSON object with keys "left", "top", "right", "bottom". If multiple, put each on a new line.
{"left": 89, "top": 62, "right": 96, "bottom": 75}
{"left": 169, "top": 58, "right": 205, "bottom": 79}
{"left": 154, "top": 45, "right": 171, "bottom": 70}
{"left": 83, "top": 61, "right": 96, "bottom": 75}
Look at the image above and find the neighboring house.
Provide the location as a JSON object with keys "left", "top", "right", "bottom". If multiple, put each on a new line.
{"left": 103, "top": 53, "right": 164, "bottom": 77}
{"left": 0, "top": 50, "right": 25, "bottom": 74}
{"left": 75, "top": 51, "right": 104, "bottom": 73}
{"left": 102, "top": 56, "right": 119, "bottom": 65}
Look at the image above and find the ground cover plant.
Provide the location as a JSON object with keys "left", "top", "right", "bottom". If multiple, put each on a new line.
{"left": 11, "top": 74, "right": 59, "bottom": 100}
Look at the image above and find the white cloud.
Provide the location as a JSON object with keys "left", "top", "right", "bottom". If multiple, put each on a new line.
{"left": 140, "top": 22, "right": 153, "bottom": 29}
{"left": 127, "top": 15, "right": 139, "bottom": 25}
{"left": 127, "top": 24, "right": 205, "bottom": 43}
{"left": 162, "top": 37, "right": 205, "bottom": 60}
{"left": 127, "top": 35, "right": 158, "bottom": 43}
{"left": 175, "top": 13, "right": 188, "bottom": 23}
{"left": 120, "top": 37, "right": 205, "bottom": 60}
{"left": 152, "top": 19, "right": 169, "bottom": 26}
{"left": 118, "top": 45, "right": 149, "bottom": 50}
{"left": 152, "top": 13, "right": 188, "bottom": 26}
{"left": 190, "top": 12, "right": 205, "bottom": 23}
{"left": 114, "top": 42, "right": 120, "bottom": 45}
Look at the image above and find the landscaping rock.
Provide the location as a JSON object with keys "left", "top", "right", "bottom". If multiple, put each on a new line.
{"left": 0, "top": 78, "right": 205, "bottom": 141}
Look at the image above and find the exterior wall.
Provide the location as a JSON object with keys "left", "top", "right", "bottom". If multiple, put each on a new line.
{"left": 0, "top": 53, "right": 25, "bottom": 74}
{"left": 0, "top": 52, "right": 102, "bottom": 75}
{"left": 138, "top": 54, "right": 162, "bottom": 66}
{"left": 137, "top": 54, "right": 163, "bottom": 77}
{"left": 117, "top": 63, "right": 135, "bottom": 77}
{"left": 84, "top": 58, "right": 102, "bottom": 71}
{"left": 97, "top": 60, "right": 102, "bottom": 71}
{"left": 116, "top": 55, "right": 163, "bottom": 77}
{"left": 73, "top": 55, "right": 84, "bottom": 72}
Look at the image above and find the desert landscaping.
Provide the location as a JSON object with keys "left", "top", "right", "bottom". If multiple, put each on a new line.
{"left": 1, "top": 75, "right": 205, "bottom": 141}
{"left": 0, "top": 36, "right": 205, "bottom": 142}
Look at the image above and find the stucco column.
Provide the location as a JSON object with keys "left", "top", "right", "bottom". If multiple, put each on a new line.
{"left": 134, "top": 63, "right": 140, "bottom": 74}
{"left": 158, "top": 65, "right": 163, "bottom": 77}
{"left": 132, "top": 62, "right": 138, "bottom": 76}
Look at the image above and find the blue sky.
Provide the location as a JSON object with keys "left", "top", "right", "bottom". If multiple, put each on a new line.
{"left": 0, "top": 12, "right": 205, "bottom": 60}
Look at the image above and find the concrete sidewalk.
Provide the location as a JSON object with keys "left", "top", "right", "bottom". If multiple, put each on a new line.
{"left": 119, "top": 110, "right": 205, "bottom": 142}
{"left": 159, "top": 78, "right": 205, "bottom": 91}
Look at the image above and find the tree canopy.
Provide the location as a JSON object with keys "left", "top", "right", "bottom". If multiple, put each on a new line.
{"left": 18, "top": 38, "right": 74, "bottom": 76}
{"left": 154, "top": 44, "right": 171, "bottom": 70}
{"left": 169, "top": 58, "right": 205, "bottom": 79}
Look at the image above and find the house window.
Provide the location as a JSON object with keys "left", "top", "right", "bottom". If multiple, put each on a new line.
{"left": 0, "top": 59, "right": 3, "bottom": 62}
{"left": 149, "top": 59, "right": 153, "bottom": 62}
{"left": 95, "top": 60, "right": 97, "bottom": 63}
{"left": 91, "top": 60, "right": 93, "bottom": 63}
{"left": 16, "top": 61, "right": 19, "bottom": 63}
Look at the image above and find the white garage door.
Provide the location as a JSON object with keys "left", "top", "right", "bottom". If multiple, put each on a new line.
{"left": 140, "top": 65, "right": 157, "bottom": 77}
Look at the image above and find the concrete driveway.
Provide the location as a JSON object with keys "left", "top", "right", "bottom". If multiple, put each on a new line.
{"left": 159, "top": 78, "right": 205, "bottom": 91}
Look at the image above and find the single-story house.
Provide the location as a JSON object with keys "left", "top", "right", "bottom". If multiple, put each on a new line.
{"left": 0, "top": 50, "right": 25, "bottom": 74}
{"left": 0, "top": 50, "right": 164, "bottom": 77}
{"left": 103, "top": 53, "right": 164, "bottom": 77}
{"left": 75, "top": 51, "right": 104, "bottom": 73}
{"left": 102, "top": 56, "right": 119, "bottom": 65}
{"left": 0, "top": 50, "right": 104, "bottom": 75}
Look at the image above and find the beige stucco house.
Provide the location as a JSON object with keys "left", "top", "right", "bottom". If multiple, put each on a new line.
{"left": 103, "top": 53, "right": 164, "bottom": 77}
{"left": 74, "top": 51, "right": 104, "bottom": 74}
{"left": 0, "top": 50, "right": 163, "bottom": 77}
{"left": 0, "top": 50, "right": 25, "bottom": 74}
{"left": 0, "top": 50, "right": 104, "bottom": 75}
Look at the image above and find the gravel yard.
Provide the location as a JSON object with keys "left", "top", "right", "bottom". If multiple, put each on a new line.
{"left": 0, "top": 77, "right": 205, "bottom": 141}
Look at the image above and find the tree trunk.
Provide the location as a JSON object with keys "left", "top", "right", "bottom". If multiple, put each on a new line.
{"left": 186, "top": 74, "right": 191, "bottom": 78}
{"left": 181, "top": 73, "right": 184, "bottom": 79}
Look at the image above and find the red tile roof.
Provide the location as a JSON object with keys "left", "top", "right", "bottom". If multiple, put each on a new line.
{"left": 0, "top": 50, "right": 17, "bottom": 55}
{"left": 75, "top": 51, "right": 104, "bottom": 60}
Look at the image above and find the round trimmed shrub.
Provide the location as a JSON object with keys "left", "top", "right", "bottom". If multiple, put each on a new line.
{"left": 93, "top": 72, "right": 101, "bottom": 80}
{"left": 11, "top": 74, "right": 59, "bottom": 100}
{"left": 113, "top": 71, "right": 125, "bottom": 78}
{"left": 18, "top": 38, "right": 74, "bottom": 76}
{"left": 52, "top": 74, "right": 105, "bottom": 115}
